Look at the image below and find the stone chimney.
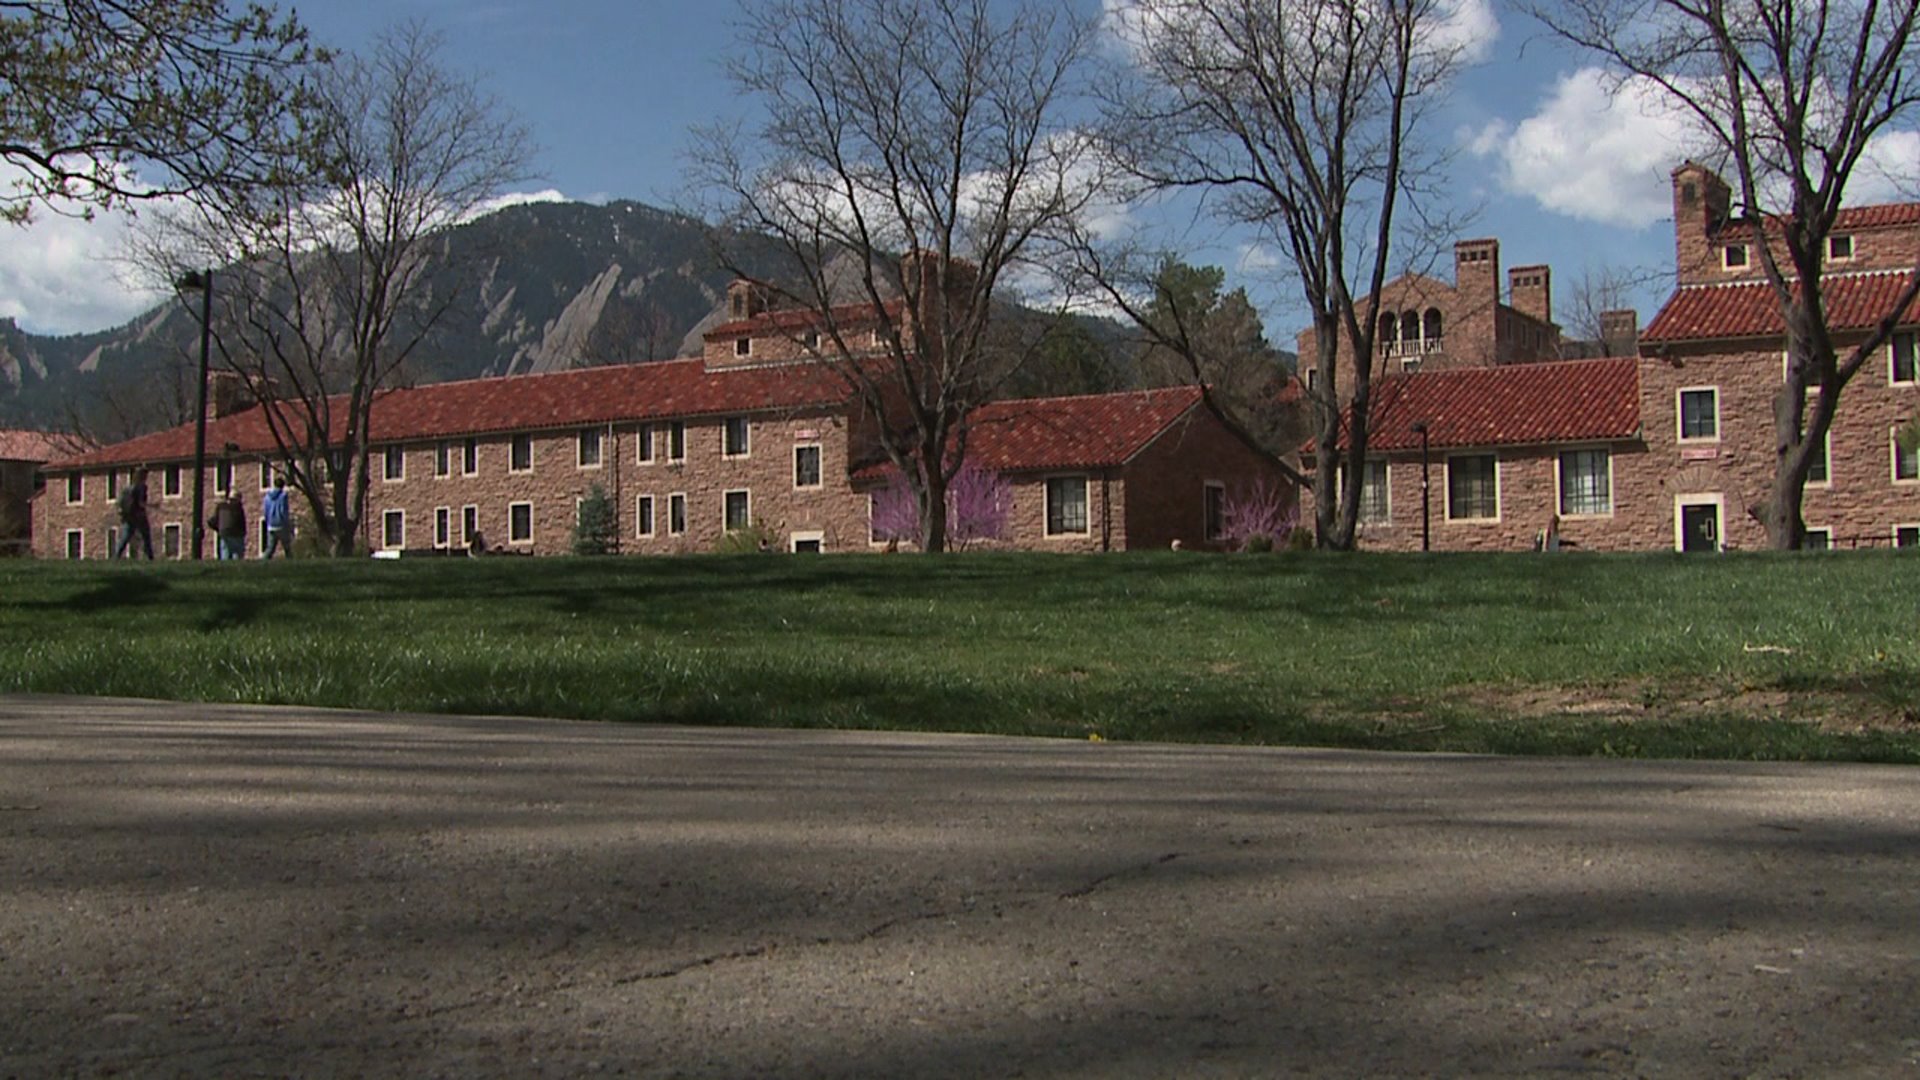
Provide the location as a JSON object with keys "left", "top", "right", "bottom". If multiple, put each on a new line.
{"left": 1599, "top": 308, "right": 1640, "bottom": 357}
{"left": 1671, "top": 161, "right": 1731, "bottom": 284}
{"left": 206, "top": 370, "right": 258, "bottom": 420}
{"left": 1508, "top": 265, "right": 1551, "bottom": 325}
{"left": 725, "top": 279, "right": 773, "bottom": 322}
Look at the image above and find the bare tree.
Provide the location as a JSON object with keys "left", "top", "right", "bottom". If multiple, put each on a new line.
{"left": 2, "top": 0, "right": 320, "bottom": 224}
{"left": 1535, "top": 0, "right": 1920, "bottom": 548}
{"left": 135, "top": 23, "right": 531, "bottom": 554}
{"left": 689, "top": 0, "right": 1099, "bottom": 553}
{"left": 1093, "top": 0, "right": 1471, "bottom": 550}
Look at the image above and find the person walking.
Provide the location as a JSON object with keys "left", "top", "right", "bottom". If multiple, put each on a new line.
{"left": 211, "top": 492, "right": 248, "bottom": 560}
{"left": 112, "top": 468, "right": 154, "bottom": 560}
{"left": 261, "top": 476, "right": 293, "bottom": 559}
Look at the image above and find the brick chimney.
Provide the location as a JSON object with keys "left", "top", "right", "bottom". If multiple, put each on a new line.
{"left": 1671, "top": 161, "right": 1731, "bottom": 284}
{"left": 1452, "top": 239, "right": 1500, "bottom": 364}
{"left": 725, "top": 279, "right": 773, "bottom": 322}
{"left": 1599, "top": 308, "right": 1639, "bottom": 357}
{"left": 206, "top": 370, "right": 257, "bottom": 420}
{"left": 1508, "top": 265, "right": 1551, "bottom": 325}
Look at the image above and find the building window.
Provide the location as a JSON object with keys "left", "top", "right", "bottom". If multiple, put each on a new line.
{"left": 383, "top": 445, "right": 404, "bottom": 482}
{"left": 462, "top": 505, "right": 478, "bottom": 547}
{"left": 1723, "top": 243, "right": 1749, "bottom": 269}
{"left": 1828, "top": 235, "right": 1854, "bottom": 261}
{"left": 1203, "top": 482, "right": 1225, "bottom": 541}
{"left": 510, "top": 434, "right": 532, "bottom": 473}
{"left": 162, "top": 523, "right": 181, "bottom": 558}
{"left": 1895, "top": 430, "right": 1920, "bottom": 481}
{"left": 578, "top": 428, "right": 602, "bottom": 468}
{"left": 1806, "top": 429, "right": 1830, "bottom": 485}
{"left": 668, "top": 493, "right": 687, "bottom": 535}
{"left": 383, "top": 510, "right": 405, "bottom": 550}
{"left": 1804, "top": 528, "right": 1831, "bottom": 550}
{"left": 869, "top": 494, "right": 885, "bottom": 544}
{"left": 434, "top": 506, "right": 450, "bottom": 549}
{"left": 65, "top": 529, "right": 83, "bottom": 559}
{"left": 259, "top": 461, "right": 273, "bottom": 489}
{"left": 791, "top": 531, "right": 824, "bottom": 553}
{"left": 668, "top": 421, "right": 686, "bottom": 462}
{"left": 734, "top": 336, "right": 752, "bottom": 358}
{"left": 107, "top": 470, "right": 120, "bottom": 499}
{"left": 462, "top": 438, "right": 479, "bottom": 475}
{"left": 724, "top": 489, "right": 751, "bottom": 531}
{"left": 434, "top": 442, "right": 451, "bottom": 477}
{"left": 1678, "top": 388, "right": 1719, "bottom": 441}
{"left": 1358, "top": 459, "right": 1389, "bottom": 524}
{"left": 164, "top": 465, "right": 182, "bottom": 497}
{"left": 794, "top": 444, "right": 822, "bottom": 488}
{"left": 1893, "top": 331, "right": 1918, "bottom": 385}
{"left": 1446, "top": 454, "right": 1498, "bottom": 521}
{"left": 215, "top": 461, "right": 233, "bottom": 493}
{"left": 65, "top": 474, "right": 82, "bottom": 505}
{"left": 509, "top": 501, "right": 533, "bottom": 544}
{"left": 636, "top": 495, "right": 655, "bottom": 538}
{"left": 1558, "top": 449, "right": 1612, "bottom": 516}
{"left": 1045, "top": 476, "right": 1090, "bottom": 536}
{"left": 802, "top": 329, "right": 820, "bottom": 350}
{"left": 1898, "top": 525, "right": 1920, "bottom": 549}
{"left": 723, "top": 417, "right": 750, "bottom": 457}
{"left": 637, "top": 423, "right": 655, "bottom": 463}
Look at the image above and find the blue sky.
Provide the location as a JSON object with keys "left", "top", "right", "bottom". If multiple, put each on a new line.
{"left": 2, "top": 0, "right": 1912, "bottom": 342}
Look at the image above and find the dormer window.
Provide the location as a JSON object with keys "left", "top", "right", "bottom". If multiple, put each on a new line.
{"left": 730, "top": 294, "right": 745, "bottom": 318}
{"left": 802, "top": 329, "right": 820, "bottom": 349}
{"left": 1828, "top": 234, "right": 1854, "bottom": 261}
{"left": 734, "top": 337, "right": 752, "bottom": 358}
{"left": 1723, "top": 243, "right": 1749, "bottom": 269}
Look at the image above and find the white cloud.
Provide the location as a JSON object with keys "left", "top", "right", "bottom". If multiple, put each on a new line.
{"left": 1430, "top": 0, "right": 1499, "bottom": 65}
{"left": 1103, "top": 0, "right": 1498, "bottom": 65}
{"left": 1468, "top": 67, "right": 1699, "bottom": 228}
{"left": 1850, "top": 130, "right": 1920, "bottom": 204}
{"left": 458, "top": 188, "right": 572, "bottom": 223}
{"left": 0, "top": 204, "right": 166, "bottom": 336}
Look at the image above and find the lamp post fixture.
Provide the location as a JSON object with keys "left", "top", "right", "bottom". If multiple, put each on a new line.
{"left": 1410, "top": 420, "right": 1431, "bottom": 552}
{"left": 177, "top": 270, "right": 214, "bottom": 560}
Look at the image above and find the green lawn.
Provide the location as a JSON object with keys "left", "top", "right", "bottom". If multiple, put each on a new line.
{"left": 3, "top": 551, "right": 1917, "bottom": 762}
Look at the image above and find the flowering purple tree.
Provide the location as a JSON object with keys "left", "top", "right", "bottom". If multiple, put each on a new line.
{"left": 870, "top": 461, "right": 1011, "bottom": 550}
{"left": 1221, "top": 478, "right": 1297, "bottom": 551}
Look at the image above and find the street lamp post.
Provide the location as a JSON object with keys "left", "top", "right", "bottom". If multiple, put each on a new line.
{"left": 177, "top": 270, "right": 214, "bottom": 560}
{"left": 1411, "top": 420, "right": 1431, "bottom": 553}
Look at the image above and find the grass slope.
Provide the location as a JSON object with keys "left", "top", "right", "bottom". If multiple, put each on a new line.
{"left": 2, "top": 552, "right": 1916, "bottom": 762}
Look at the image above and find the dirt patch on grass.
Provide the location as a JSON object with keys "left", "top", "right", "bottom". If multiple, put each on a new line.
{"left": 1467, "top": 679, "right": 1920, "bottom": 734}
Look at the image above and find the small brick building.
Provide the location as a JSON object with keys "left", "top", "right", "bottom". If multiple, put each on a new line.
{"left": 32, "top": 290, "right": 1290, "bottom": 558}
{"left": 1, "top": 430, "right": 67, "bottom": 557}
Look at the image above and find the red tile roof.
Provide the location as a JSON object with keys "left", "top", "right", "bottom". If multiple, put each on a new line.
{"left": 853, "top": 386, "right": 1209, "bottom": 480}
{"left": 1710, "top": 201, "right": 1920, "bottom": 239}
{"left": 1314, "top": 358, "right": 1640, "bottom": 453}
{"left": 48, "top": 358, "right": 859, "bottom": 470}
{"left": 1643, "top": 270, "right": 1920, "bottom": 343}
{"left": 0, "top": 429, "right": 73, "bottom": 462}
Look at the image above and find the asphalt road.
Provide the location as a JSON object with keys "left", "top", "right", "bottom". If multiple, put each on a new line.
{"left": 2, "top": 694, "right": 1918, "bottom": 1078}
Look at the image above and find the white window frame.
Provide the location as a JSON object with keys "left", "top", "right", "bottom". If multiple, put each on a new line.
{"left": 1896, "top": 523, "right": 1920, "bottom": 549}
{"left": 1357, "top": 458, "right": 1390, "bottom": 525}
{"left": 462, "top": 438, "right": 480, "bottom": 476}
{"left": 668, "top": 421, "right": 686, "bottom": 463}
{"left": 510, "top": 434, "right": 534, "bottom": 474}
{"left": 215, "top": 460, "right": 233, "bottom": 494}
{"left": 637, "top": 422, "right": 655, "bottom": 464}
{"left": 1723, "top": 243, "right": 1749, "bottom": 269}
{"left": 869, "top": 493, "right": 886, "bottom": 546}
{"left": 790, "top": 530, "right": 825, "bottom": 553}
{"left": 1805, "top": 426, "right": 1832, "bottom": 487}
{"left": 508, "top": 501, "right": 534, "bottom": 545}
{"left": 1803, "top": 526, "right": 1832, "bottom": 550}
{"left": 107, "top": 470, "right": 119, "bottom": 500}
{"left": 723, "top": 417, "right": 750, "bottom": 459}
{"left": 434, "top": 441, "right": 451, "bottom": 478}
{"left": 734, "top": 336, "right": 752, "bottom": 358}
{"left": 1676, "top": 386, "right": 1721, "bottom": 443}
{"left": 259, "top": 460, "right": 273, "bottom": 489}
{"left": 1556, "top": 447, "right": 1615, "bottom": 518}
{"left": 461, "top": 504, "right": 478, "bottom": 547}
{"left": 668, "top": 492, "right": 687, "bottom": 536}
{"left": 577, "top": 428, "right": 603, "bottom": 469}
{"left": 65, "top": 474, "right": 82, "bottom": 505}
{"left": 1044, "top": 475, "right": 1092, "bottom": 538}
{"left": 164, "top": 465, "right": 182, "bottom": 498}
{"left": 1827, "top": 234, "right": 1854, "bottom": 261}
{"left": 162, "top": 522, "right": 182, "bottom": 558}
{"left": 383, "top": 445, "right": 405, "bottom": 482}
{"left": 434, "top": 506, "right": 451, "bottom": 550}
{"left": 793, "top": 443, "right": 822, "bottom": 489}
{"left": 636, "top": 494, "right": 655, "bottom": 538}
{"left": 1672, "top": 492, "right": 1725, "bottom": 553}
{"left": 382, "top": 509, "right": 405, "bottom": 550}
{"left": 723, "top": 488, "right": 751, "bottom": 532}
{"left": 1444, "top": 453, "right": 1501, "bottom": 523}
{"left": 1203, "top": 480, "right": 1226, "bottom": 541}
{"left": 65, "top": 528, "right": 83, "bottom": 560}
{"left": 1892, "top": 330, "right": 1919, "bottom": 386}
{"left": 1893, "top": 426, "right": 1920, "bottom": 483}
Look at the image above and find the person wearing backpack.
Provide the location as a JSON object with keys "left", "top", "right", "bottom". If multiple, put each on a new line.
{"left": 112, "top": 468, "right": 154, "bottom": 560}
{"left": 209, "top": 492, "right": 248, "bottom": 560}
{"left": 261, "top": 475, "right": 293, "bottom": 558}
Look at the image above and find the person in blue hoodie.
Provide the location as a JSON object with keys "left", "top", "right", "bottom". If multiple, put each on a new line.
{"left": 261, "top": 475, "right": 293, "bottom": 558}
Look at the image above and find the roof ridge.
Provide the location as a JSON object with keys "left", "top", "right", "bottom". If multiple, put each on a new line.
{"left": 1671, "top": 266, "right": 1918, "bottom": 292}
{"left": 985, "top": 384, "right": 1202, "bottom": 409}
